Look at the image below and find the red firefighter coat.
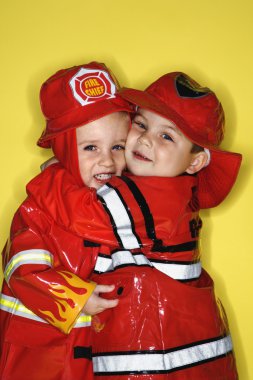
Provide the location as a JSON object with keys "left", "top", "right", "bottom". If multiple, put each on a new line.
{"left": 0, "top": 190, "right": 101, "bottom": 380}
{"left": 23, "top": 164, "right": 238, "bottom": 380}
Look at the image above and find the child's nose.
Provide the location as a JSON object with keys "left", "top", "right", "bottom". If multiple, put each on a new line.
{"left": 138, "top": 132, "right": 152, "bottom": 147}
{"left": 100, "top": 151, "right": 114, "bottom": 167}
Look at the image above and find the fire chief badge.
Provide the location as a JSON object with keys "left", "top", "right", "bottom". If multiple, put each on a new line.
{"left": 69, "top": 67, "right": 117, "bottom": 106}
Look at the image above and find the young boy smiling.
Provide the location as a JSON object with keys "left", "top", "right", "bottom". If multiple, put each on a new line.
{"left": 125, "top": 108, "right": 208, "bottom": 177}
{"left": 75, "top": 112, "right": 128, "bottom": 190}
{"left": 0, "top": 62, "right": 133, "bottom": 380}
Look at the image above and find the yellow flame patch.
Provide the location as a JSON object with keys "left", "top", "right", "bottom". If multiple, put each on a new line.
{"left": 39, "top": 270, "right": 95, "bottom": 334}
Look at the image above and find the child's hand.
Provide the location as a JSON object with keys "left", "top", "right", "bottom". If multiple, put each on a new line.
{"left": 83, "top": 284, "right": 119, "bottom": 315}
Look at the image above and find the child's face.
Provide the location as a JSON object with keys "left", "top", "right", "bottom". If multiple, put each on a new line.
{"left": 125, "top": 109, "right": 196, "bottom": 177}
{"left": 76, "top": 112, "right": 129, "bottom": 189}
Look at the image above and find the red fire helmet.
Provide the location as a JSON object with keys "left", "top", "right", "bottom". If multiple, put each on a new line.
{"left": 38, "top": 62, "right": 133, "bottom": 148}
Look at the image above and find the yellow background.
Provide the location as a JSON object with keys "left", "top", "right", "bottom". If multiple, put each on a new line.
{"left": 0, "top": 0, "right": 252, "bottom": 378}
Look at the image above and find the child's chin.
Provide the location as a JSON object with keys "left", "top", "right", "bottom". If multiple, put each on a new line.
{"left": 131, "top": 168, "right": 151, "bottom": 177}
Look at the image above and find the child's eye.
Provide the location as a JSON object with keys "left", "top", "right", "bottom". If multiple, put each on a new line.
{"left": 112, "top": 144, "right": 125, "bottom": 151}
{"left": 162, "top": 133, "right": 174, "bottom": 142}
{"left": 84, "top": 145, "right": 96, "bottom": 151}
{"left": 133, "top": 120, "right": 147, "bottom": 130}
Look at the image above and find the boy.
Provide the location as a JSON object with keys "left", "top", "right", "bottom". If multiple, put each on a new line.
{"left": 0, "top": 62, "right": 133, "bottom": 380}
{"left": 26, "top": 72, "right": 242, "bottom": 379}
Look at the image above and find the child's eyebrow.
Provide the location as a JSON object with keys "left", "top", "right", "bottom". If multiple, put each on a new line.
{"left": 77, "top": 139, "right": 96, "bottom": 145}
{"left": 112, "top": 139, "right": 127, "bottom": 144}
{"left": 78, "top": 138, "right": 127, "bottom": 145}
{"left": 135, "top": 112, "right": 182, "bottom": 135}
{"left": 163, "top": 124, "right": 182, "bottom": 136}
{"left": 161, "top": 123, "right": 183, "bottom": 136}
{"left": 134, "top": 112, "right": 147, "bottom": 120}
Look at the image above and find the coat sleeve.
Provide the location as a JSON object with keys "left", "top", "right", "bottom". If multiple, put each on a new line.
{"left": 26, "top": 167, "right": 199, "bottom": 250}
{"left": 2, "top": 198, "right": 96, "bottom": 334}
{"left": 26, "top": 165, "right": 150, "bottom": 248}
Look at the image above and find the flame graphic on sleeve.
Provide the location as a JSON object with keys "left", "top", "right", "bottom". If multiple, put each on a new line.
{"left": 39, "top": 270, "right": 95, "bottom": 334}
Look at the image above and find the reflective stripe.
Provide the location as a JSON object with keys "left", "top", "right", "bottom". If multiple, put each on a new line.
{"left": 94, "top": 251, "right": 152, "bottom": 273}
{"left": 0, "top": 293, "right": 91, "bottom": 327}
{"left": 74, "top": 314, "right": 92, "bottom": 328}
{"left": 152, "top": 260, "right": 201, "bottom": 281}
{"left": 4, "top": 249, "right": 53, "bottom": 283}
{"left": 0, "top": 293, "right": 45, "bottom": 323}
{"left": 97, "top": 185, "right": 140, "bottom": 249}
{"left": 94, "top": 251, "right": 201, "bottom": 281}
{"left": 93, "top": 335, "right": 233, "bottom": 375}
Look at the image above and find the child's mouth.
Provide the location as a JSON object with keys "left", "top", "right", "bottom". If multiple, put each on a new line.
{"left": 94, "top": 173, "right": 113, "bottom": 182}
{"left": 133, "top": 151, "right": 151, "bottom": 161}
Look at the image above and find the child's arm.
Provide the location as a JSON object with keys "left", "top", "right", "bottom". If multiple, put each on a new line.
{"left": 2, "top": 198, "right": 117, "bottom": 334}
{"left": 27, "top": 164, "right": 196, "bottom": 250}
{"left": 27, "top": 164, "right": 159, "bottom": 249}
{"left": 27, "top": 164, "right": 122, "bottom": 247}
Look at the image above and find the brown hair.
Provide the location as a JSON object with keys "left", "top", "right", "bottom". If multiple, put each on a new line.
{"left": 191, "top": 143, "right": 204, "bottom": 153}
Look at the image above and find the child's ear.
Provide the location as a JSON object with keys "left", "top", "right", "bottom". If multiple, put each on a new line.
{"left": 186, "top": 151, "right": 209, "bottom": 174}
